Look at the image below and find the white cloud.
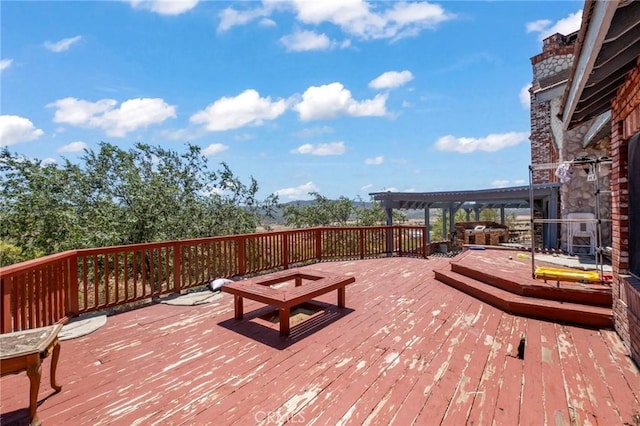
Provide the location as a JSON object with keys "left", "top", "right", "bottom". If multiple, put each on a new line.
{"left": 520, "top": 83, "right": 532, "bottom": 109}
{"left": 434, "top": 131, "right": 529, "bottom": 154}
{"left": 48, "top": 97, "right": 176, "bottom": 137}
{"left": 280, "top": 29, "right": 332, "bottom": 52}
{"left": 491, "top": 180, "right": 510, "bottom": 188}
{"left": 294, "top": 82, "right": 387, "bottom": 121}
{"left": 275, "top": 181, "right": 319, "bottom": 200}
{"left": 526, "top": 9, "right": 582, "bottom": 41}
{"left": 361, "top": 183, "right": 373, "bottom": 190}
{"left": 526, "top": 19, "right": 551, "bottom": 33}
{"left": 234, "top": 133, "right": 254, "bottom": 141}
{"left": 290, "top": 0, "right": 453, "bottom": 40}
{"left": 218, "top": 6, "right": 270, "bottom": 32}
{"left": 291, "top": 141, "right": 346, "bottom": 156}
{"left": 489, "top": 180, "right": 527, "bottom": 188}
{"left": 57, "top": 141, "right": 88, "bottom": 153}
{"left": 294, "top": 125, "right": 334, "bottom": 138}
{"left": 369, "top": 70, "right": 414, "bottom": 90}
{"left": 161, "top": 127, "right": 203, "bottom": 141}
{"left": 364, "top": 156, "right": 384, "bottom": 165}
{"left": 202, "top": 143, "right": 229, "bottom": 156}
{"left": 191, "top": 89, "right": 287, "bottom": 132}
{"left": 44, "top": 35, "right": 82, "bottom": 52}
{"left": 259, "top": 18, "right": 277, "bottom": 28}
{"left": 220, "top": 1, "right": 454, "bottom": 40}
{"left": 0, "top": 115, "right": 44, "bottom": 147}
{"left": 129, "top": 0, "right": 199, "bottom": 15}
{"left": 374, "top": 186, "right": 398, "bottom": 193}
{"left": 0, "top": 59, "right": 13, "bottom": 71}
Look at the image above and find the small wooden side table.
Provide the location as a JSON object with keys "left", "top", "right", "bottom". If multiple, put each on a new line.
{"left": 1, "top": 324, "right": 63, "bottom": 425}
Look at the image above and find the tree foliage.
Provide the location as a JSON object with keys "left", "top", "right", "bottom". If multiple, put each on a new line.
{"left": 0, "top": 143, "right": 277, "bottom": 265}
{"left": 281, "top": 192, "right": 404, "bottom": 228}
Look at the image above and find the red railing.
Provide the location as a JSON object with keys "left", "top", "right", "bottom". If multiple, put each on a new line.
{"left": 0, "top": 226, "right": 432, "bottom": 333}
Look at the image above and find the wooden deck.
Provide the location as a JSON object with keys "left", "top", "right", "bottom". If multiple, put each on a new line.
{"left": 1, "top": 256, "right": 639, "bottom": 425}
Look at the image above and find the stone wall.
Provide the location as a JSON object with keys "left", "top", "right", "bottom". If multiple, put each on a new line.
{"left": 531, "top": 33, "right": 576, "bottom": 76}
{"left": 558, "top": 127, "right": 612, "bottom": 251}
{"left": 610, "top": 58, "right": 640, "bottom": 365}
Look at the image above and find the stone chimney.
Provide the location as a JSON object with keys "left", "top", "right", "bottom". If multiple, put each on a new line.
{"left": 529, "top": 32, "right": 577, "bottom": 184}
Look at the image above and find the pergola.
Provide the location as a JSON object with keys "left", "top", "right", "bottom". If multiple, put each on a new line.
{"left": 370, "top": 183, "right": 561, "bottom": 248}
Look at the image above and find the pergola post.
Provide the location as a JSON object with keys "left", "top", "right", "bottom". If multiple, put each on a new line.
{"left": 448, "top": 203, "right": 456, "bottom": 243}
{"left": 441, "top": 207, "right": 447, "bottom": 240}
{"left": 424, "top": 205, "right": 431, "bottom": 244}
{"left": 384, "top": 207, "right": 394, "bottom": 256}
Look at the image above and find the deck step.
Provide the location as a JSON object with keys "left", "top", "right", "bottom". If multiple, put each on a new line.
{"left": 434, "top": 268, "right": 613, "bottom": 328}
{"left": 450, "top": 261, "right": 612, "bottom": 307}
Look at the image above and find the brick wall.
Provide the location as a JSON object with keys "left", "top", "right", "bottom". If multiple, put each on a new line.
{"left": 530, "top": 98, "right": 558, "bottom": 183}
{"left": 610, "top": 58, "right": 640, "bottom": 365}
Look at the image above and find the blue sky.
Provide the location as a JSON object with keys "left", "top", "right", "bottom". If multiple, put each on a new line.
{"left": 1, "top": 0, "right": 583, "bottom": 201}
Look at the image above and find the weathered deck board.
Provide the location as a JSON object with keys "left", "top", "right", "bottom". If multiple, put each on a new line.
{"left": 491, "top": 316, "right": 527, "bottom": 425}
{"left": 518, "top": 317, "right": 546, "bottom": 426}
{"left": 539, "top": 319, "right": 573, "bottom": 424}
{"left": 1, "top": 256, "right": 639, "bottom": 426}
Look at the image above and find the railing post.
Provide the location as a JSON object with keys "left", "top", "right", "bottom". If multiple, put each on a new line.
{"left": 422, "top": 228, "right": 428, "bottom": 258}
{"left": 173, "top": 242, "right": 182, "bottom": 293}
{"left": 283, "top": 232, "right": 290, "bottom": 270}
{"left": 385, "top": 226, "right": 393, "bottom": 257}
{"left": 68, "top": 252, "right": 79, "bottom": 316}
{"left": 360, "top": 228, "right": 365, "bottom": 259}
{"left": 239, "top": 236, "right": 246, "bottom": 276}
{"left": 1, "top": 276, "right": 12, "bottom": 333}
{"left": 316, "top": 228, "right": 322, "bottom": 262}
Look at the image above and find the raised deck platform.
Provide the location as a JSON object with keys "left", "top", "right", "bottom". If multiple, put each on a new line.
{"left": 435, "top": 248, "right": 613, "bottom": 328}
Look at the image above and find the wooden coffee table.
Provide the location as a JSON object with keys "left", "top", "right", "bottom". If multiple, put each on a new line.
{"left": 1, "top": 324, "right": 63, "bottom": 425}
{"left": 222, "top": 269, "right": 355, "bottom": 336}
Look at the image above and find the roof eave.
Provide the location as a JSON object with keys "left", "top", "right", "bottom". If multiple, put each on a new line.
{"left": 561, "top": 1, "right": 618, "bottom": 130}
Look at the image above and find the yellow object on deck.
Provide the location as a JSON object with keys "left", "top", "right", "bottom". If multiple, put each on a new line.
{"left": 534, "top": 266, "right": 601, "bottom": 283}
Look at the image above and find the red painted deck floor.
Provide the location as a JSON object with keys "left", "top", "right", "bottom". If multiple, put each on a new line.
{"left": 2, "top": 256, "right": 639, "bottom": 425}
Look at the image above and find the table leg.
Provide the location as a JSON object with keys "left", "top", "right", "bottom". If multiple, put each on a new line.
{"left": 338, "top": 287, "right": 346, "bottom": 308}
{"left": 279, "top": 306, "right": 290, "bottom": 336}
{"left": 234, "top": 295, "right": 244, "bottom": 319}
{"left": 50, "top": 339, "right": 62, "bottom": 392}
{"left": 26, "top": 354, "right": 41, "bottom": 425}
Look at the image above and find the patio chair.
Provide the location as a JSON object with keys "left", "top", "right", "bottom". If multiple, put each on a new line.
{"left": 567, "top": 212, "right": 596, "bottom": 255}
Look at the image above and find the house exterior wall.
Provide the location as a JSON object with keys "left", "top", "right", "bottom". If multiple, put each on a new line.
{"left": 530, "top": 33, "right": 575, "bottom": 184}
{"left": 558, "top": 128, "right": 612, "bottom": 252}
{"left": 530, "top": 33, "right": 611, "bottom": 252}
{"left": 610, "top": 59, "right": 640, "bottom": 365}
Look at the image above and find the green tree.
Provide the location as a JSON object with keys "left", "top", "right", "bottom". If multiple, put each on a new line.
{"left": 282, "top": 192, "right": 355, "bottom": 228}
{"left": 0, "top": 143, "right": 278, "bottom": 262}
{"left": 0, "top": 150, "right": 84, "bottom": 257}
{"left": 282, "top": 194, "right": 406, "bottom": 228}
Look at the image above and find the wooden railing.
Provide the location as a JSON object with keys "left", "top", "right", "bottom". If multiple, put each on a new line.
{"left": 0, "top": 226, "right": 432, "bottom": 333}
